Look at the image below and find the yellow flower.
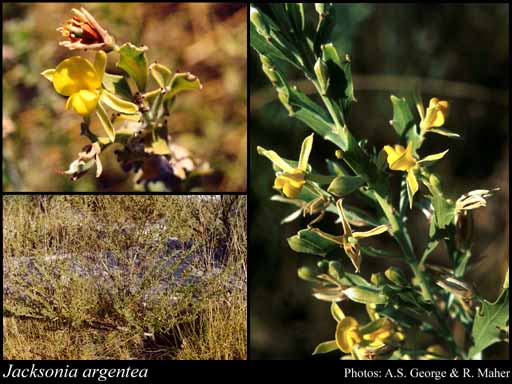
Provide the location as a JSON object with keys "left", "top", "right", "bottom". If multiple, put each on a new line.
{"left": 257, "top": 134, "right": 314, "bottom": 199}
{"left": 42, "top": 51, "right": 106, "bottom": 116}
{"left": 362, "top": 318, "right": 394, "bottom": 349}
{"left": 274, "top": 169, "right": 305, "bottom": 199}
{"left": 336, "top": 317, "right": 362, "bottom": 353}
{"left": 383, "top": 142, "right": 449, "bottom": 208}
{"left": 418, "top": 97, "right": 449, "bottom": 131}
{"left": 312, "top": 199, "right": 388, "bottom": 272}
{"left": 420, "top": 344, "right": 450, "bottom": 360}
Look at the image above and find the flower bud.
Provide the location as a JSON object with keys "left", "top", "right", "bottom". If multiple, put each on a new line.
{"left": 298, "top": 266, "right": 317, "bottom": 282}
{"left": 57, "top": 8, "right": 114, "bottom": 52}
{"left": 384, "top": 267, "right": 408, "bottom": 287}
{"left": 343, "top": 286, "right": 387, "bottom": 305}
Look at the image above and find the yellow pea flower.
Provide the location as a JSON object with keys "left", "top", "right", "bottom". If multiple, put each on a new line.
{"left": 420, "top": 344, "right": 450, "bottom": 360}
{"left": 336, "top": 317, "right": 362, "bottom": 353}
{"left": 42, "top": 51, "right": 106, "bottom": 116}
{"left": 383, "top": 142, "right": 449, "bottom": 208}
{"left": 362, "top": 318, "right": 394, "bottom": 348}
{"left": 312, "top": 199, "right": 388, "bottom": 272}
{"left": 274, "top": 169, "right": 305, "bottom": 199}
{"left": 257, "top": 134, "right": 314, "bottom": 199}
{"left": 418, "top": 97, "right": 449, "bottom": 131}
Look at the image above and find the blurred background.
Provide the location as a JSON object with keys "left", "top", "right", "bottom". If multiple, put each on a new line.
{"left": 250, "top": 4, "right": 509, "bottom": 359}
{"left": 3, "top": 2, "right": 247, "bottom": 191}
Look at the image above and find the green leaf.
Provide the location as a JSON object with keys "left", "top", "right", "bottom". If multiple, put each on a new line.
{"left": 344, "top": 272, "right": 374, "bottom": 288}
{"left": 250, "top": 24, "right": 300, "bottom": 69}
{"left": 117, "top": 43, "right": 149, "bottom": 92}
{"left": 167, "top": 72, "right": 202, "bottom": 98}
{"left": 307, "top": 173, "right": 335, "bottom": 185}
{"left": 468, "top": 289, "right": 509, "bottom": 358}
{"left": 314, "top": 7, "right": 335, "bottom": 56}
{"left": 361, "top": 246, "right": 401, "bottom": 261}
{"left": 96, "top": 102, "right": 115, "bottom": 142}
{"left": 285, "top": 3, "right": 305, "bottom": 33}
{"left": 384, "top": 267, "right": 408, "bottom": 287}
{"left": 331, "top": 302, "right": 345, "bottom": 323}
{"left": 312, "top": 340, "right": 339, "bottom": 355}
{"left": 102, "top": 72, "right": 133, "bottom": 100}
{"left": 343, "top": 286, "right": 387, "bottom": 305}
{"left": 100, "top": 89, "right": 138, "bottom": 114}
{"left": 389, "top": 95, "right": 422, "bottom": 151}
{"left": 321, "top": 44, "right": 356, "bottom": 115}
{"left": 423, "top": 174, "right": 456, "bottom": 229}
{"left": 327, "top": 175, "right": 365, "bottom": 197}
{"left": 287, "top": 228, "right": 339, "bottom": 256}
{"left": 149, "top": 62, "right": 173, "bottom": 88}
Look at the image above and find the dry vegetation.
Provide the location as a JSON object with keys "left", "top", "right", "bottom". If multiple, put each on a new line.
{"left": 3, "top": 195, "right": 247, "bottom": 360}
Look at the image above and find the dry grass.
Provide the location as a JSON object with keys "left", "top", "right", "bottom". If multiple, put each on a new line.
{"left": 2, "top": 195, "right": 247, "bottom": 360}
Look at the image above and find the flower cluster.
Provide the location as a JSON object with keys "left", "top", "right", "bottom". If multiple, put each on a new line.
{"left": 40, "top": 8, "right": 204, "bottom": 189}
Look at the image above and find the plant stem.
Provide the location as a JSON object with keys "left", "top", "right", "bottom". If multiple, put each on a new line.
{"left": 315, "top": 80, "right": 461, "bottom": 356}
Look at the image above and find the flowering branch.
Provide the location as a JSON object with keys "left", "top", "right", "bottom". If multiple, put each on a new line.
{"left": 251, "top": 3, "right": 506, "bottom": 360}
{"left": 42, "top": 8, "right": 208, "bottom": 191}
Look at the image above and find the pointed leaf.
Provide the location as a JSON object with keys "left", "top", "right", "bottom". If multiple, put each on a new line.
{"left": 328, "top": 175, "right": 365, "bottom": 197}
{"left": 288, "top": 229, "right": 339, "bottom": 256}
{"left": 149, "top": 62, "right": 173, "bottom": 88}
{"left": 117, "top": 43, "right": 148, "bottom": 92}
{"left": 468, "top": 289, "right": 509, "bottom": 358}
{"left": 102, "top": 73, "right": 132, "bottom": 100}
{"left": 100, "top": 89, "right": 138, "bottom": 114}
{"left": 331, "top": 302, "right": 346, "bottom": 323}
{"left": 96, "top": 102, "right": 115, "bottom": 142}
{"left": 390, "top": 95, "right": 422, "bottom": 151}
{"left": 422, "top": 174, "right": 456, "bottom": 229}
{"left": 312, "top": 340, "right": 339, "bottom": 355}
{"left": 167, "top": 72, "right": 202, "bottom": 98}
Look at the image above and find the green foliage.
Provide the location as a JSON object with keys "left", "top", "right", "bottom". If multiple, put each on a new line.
{"left": 117, "top": 43, "right": 149, "bottom": 92}
{"left": 389, "top": 95, "right": 421, "bottom": 151}
{"left": 251, "top": 2, "right": 504, "bottom": 360}
{"left": 468, "top": 271, "right": 509, "bottom": 358}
